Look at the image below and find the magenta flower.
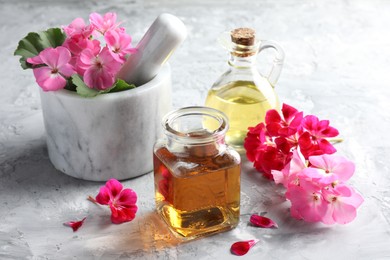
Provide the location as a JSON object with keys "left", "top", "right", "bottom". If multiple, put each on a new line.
{"left": 105, "top": 29, "right": 137, "bottom": 63}
{"left": 89, "top": 12, "right": 119, "bottom": 34}
{"left": 27, "top": 47, "right": 75, "bottom": 91}
{"left": 95, "top": 179, "right": 138, "bottom": 224}
{"left": 77, "top": 46, "right": 121, "bottom": 90}
{"left": 304, "top": 154, "right": 355, "bottom": 185}
{"left": 298, "top": 115, "right": 339, "bottom": 158}
{"left": 322, "top": 184, "right": 364, "bottom": 224}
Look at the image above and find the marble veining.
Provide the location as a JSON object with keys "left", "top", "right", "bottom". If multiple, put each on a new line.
{"left": 1, "top": 0, "right": 390, "bottom": 259}
{"left": 40, "top": 64, "right": 172, "bottom": 181}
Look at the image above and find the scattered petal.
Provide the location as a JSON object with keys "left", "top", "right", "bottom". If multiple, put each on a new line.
{"left": 63, "top": 217, "right": 86, "bottom": 232}
{"left": 230, "top": 239, "right": 259, "bottom": 256}
{"left": 250, "top": 214, "right": 278, "bottom": 228}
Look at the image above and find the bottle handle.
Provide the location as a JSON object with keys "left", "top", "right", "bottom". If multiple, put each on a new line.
{"left": 258, "top": 40, "right": 285, "bottom": 87}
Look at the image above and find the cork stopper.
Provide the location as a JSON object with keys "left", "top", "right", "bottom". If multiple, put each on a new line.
{"left": 230, "top": 28, "right": 256, "bottom": 57}
{"left": 230, "top": 28, "right": 255, "bottom": 46}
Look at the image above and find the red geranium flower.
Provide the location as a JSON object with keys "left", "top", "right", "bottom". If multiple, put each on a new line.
{"left": 244, "top": 103, "right": 340, "bottom": 180}
{"left": 95, "top": 179, "right": 138, "bottom": 224}
{"left": 298, "top": 115, "right": 339, "bottom": 158}
{"left": 265, "top": 103, "right": 303, "bottom": 137}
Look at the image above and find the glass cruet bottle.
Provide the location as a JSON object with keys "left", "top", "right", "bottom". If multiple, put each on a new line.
{"left": 205, "top": 28, "right": 285, "bottom": 152}
{"left": 153, "top": 106, "right": 241, "bottom": 240}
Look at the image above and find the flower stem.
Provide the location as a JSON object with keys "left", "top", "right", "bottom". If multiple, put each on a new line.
{"left": 328, "top": 137, "right": 344, "bottom": 144}
{"left": 87, "top": 195, "right": 98, "bottom": 204}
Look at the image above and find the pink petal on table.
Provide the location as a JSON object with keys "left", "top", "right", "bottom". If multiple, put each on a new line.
{"left": 63, "top": 217, "right": 86, "bottom": 232}
{"left": 250, "top": 214, "right": 278, "bottom": 228}
{"left": 230, "top": 239, "right": 259, "bottom": 256}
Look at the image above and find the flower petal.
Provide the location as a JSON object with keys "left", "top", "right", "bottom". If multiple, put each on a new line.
{"left": 265, "top": 109, "right": 282, "bottom": 125}
{"left": 38, "top": 47, "right": 61, "bottom": 69}
{"left": 115, "top": 188, "right": 137, "bottom": 207}
{"left": 55, "top": 46, "right": 72, "bottom": 67}
{"left": 282, "top": 103, "right": 299, "bottom": 122}
{"left": 110, "top": 204, "right": 138, "bottom": 224}
{"left": 230, "top": 239, "right": 259, "bottom": 256}
{"left": 27, "top": 55, "right": 43, "bottom": 65}
{"left": 63, "top": 217, "right": 86, "bottom": 232}
{"left": 95, "top": 186, "right": 111, "bottom": 205}
{"left": 33, "top": 67, "right": 67, "bottom": 91}
{"left": 318, "top": 139, "right": 337, "bottom": 154}
{"left": 59, "top": 63, "right": 75, "bottom": 78}
{"left": 83, "top": 64, "right": 115, "bottom": 90}
{"left": 105, "top": 179, "right": 123, "bottom": 198}
{"left": 250, "top": 214, "right": 278, "bottom": 228}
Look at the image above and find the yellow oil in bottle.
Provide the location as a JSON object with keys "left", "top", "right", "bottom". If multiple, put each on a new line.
{"left": 153, "top": 146, "right": 240, "bottom": 239}
{"left": 205, "top": 80, "right": 279, "bottom": 151}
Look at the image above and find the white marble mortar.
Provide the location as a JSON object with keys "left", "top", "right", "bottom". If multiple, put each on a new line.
{"left": 39, "top": 64, "right": 172, "bottom": 181}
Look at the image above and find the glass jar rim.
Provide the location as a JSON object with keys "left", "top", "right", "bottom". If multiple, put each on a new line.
{"left": 162, "top": 106, "right": 229, "bottom": 144}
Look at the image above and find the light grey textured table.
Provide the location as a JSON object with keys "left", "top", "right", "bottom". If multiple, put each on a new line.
{"left": 1, "top": 0, "right": 390, "bottom": 259}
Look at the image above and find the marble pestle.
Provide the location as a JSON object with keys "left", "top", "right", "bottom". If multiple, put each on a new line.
{"left": 117, "top": 13, "right": 187, "bottom": 86}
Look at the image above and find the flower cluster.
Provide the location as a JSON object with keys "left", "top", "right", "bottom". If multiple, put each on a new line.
{"left": 15, "top": 12, "right": 136, "bottom": 95}
{"left": 245, "top": 103, "right": 339, "bottom": 179}
{"left": 244, "top": 103, "right": 363, "bottom": 224}
{"left": 274, "top": 150, "right": 363, "bottom": 224}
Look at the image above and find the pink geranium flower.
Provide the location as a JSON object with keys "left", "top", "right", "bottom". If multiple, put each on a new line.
{"left": 77, "top": 46, "right": 121, "bottom": 90}
{"left": 105, "top": 29, "right": 137, "bottom": 63}
{"left": 95, "top": 179, "right": 138, "bottom": 224}
{"left": 27, "top": 46, "right": 75, "bottom": 91}
{"left": 303, "top": 154, "right": 355, "bottom": 185}
{"left": 322, "top": 184, "right": 364, "bottom": 224}
{"left": 286, "top": 179, "right": 329, "bottom": 222}
{"left": 63, "top": 17, "right": 94, "bottom": 38}
{"left": 89, "top": 12, "right": 119, "bottom": 34}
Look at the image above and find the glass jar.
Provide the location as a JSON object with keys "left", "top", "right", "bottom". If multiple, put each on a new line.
{"left": 205, "top": 28, "right": 285, "bottom": 153}
{"left": 153, "top": 106, "right": 241, "bottom": 240}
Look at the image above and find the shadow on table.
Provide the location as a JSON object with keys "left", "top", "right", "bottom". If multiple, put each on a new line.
{"left": 86, "top": 211, "right": 186, "bottom": 257}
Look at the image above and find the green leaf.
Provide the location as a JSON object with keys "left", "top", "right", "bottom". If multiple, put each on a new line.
{"left": 108, "top": 79, "right": 136, "bottom": 93}
{"left": 72, "top": 75, "right": 101, "bottom": 98}
{"left": 72, "top": 76, "right": 136, "bottom": 97}
{"left": 14, "top": 28, "right": 66, "bottom": 69}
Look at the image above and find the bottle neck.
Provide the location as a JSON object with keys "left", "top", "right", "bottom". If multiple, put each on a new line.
{"left": 228, "top": 53, "right": 257, "bottom": 69}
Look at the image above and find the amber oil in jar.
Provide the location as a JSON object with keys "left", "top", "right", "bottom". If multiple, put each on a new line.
{"left": 153, "top": 106, "right": 241, "bottom": 239}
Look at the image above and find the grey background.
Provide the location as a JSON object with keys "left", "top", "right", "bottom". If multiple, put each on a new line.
{"left": 1, "top": 0, "right": 390, "bottom": 259}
